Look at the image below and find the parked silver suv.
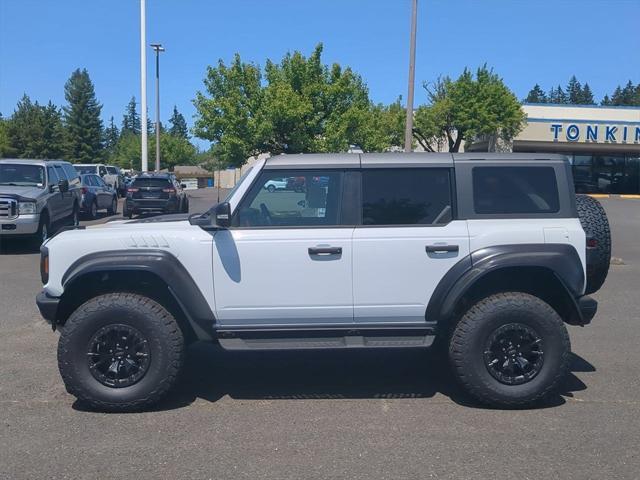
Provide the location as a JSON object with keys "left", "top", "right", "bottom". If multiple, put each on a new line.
{"left": 0, "top": 159, "right": 81, "bottom": 245}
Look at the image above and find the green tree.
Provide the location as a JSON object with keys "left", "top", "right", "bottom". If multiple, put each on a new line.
{"left": 610, "top": 81, "right": 640, "bottom": 106}
{"left": 121, "top": 97, "right": 141, "bottom": 135}
{"left": 168, "top": 105, "right": 189, "bottom": 138}
{"left": 63, "top": 68, "right": 103, "bottom": 163}
{"left": 193, "top": 53, "right": 265, "bottom": 168}
{"left": 6, "top": 95, "right": 65, "bottom": 159}
{"left": 413, "top": 66, "right": 525, "bottom": 152}
{"left": 548, "top": 85, "right": 568, "bottom": 104}
{"left": 108, "top": 132, "right": 141, "bottom": 170}
{"left": 104, "top": 116, "right": 119, "bottom": 152}
{"left": 566, "top": 75, "right": 583, "bottom": 104}
{"left": 525, "top": 84, "right": 548, "bottom": 103}
{"left": 601, "top": 94, "right": 612, "bottom": 106}
{"left": 0, "top": 113, "right": 16, "bottom": 158}
{"left": 159, "top": 132, "right": 197, "bottom": 170}
{"left": 193, "top": 44, "right": 400, "bottom": 165}
{"left": 580, "top": 83, "right": 595, "bottom": 104}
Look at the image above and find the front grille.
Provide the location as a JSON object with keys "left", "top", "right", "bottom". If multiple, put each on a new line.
{"left": 0, "top": 198, "right": 18, "bottom": 219}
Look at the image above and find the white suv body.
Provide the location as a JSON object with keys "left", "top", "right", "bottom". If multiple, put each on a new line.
{"left": 37, "top": 153, "right": 608, "bottom": 410}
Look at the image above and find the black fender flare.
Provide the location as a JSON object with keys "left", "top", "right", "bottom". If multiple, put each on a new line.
{"left": 61, "top": 249, "right": 215, "bottom": 340}
{"left": 426, "top": 244, "right": 586, "bottom": 325}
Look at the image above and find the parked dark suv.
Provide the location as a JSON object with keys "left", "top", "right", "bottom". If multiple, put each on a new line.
{"left": 123, "top": 173, "right": 188, "bottom": 218}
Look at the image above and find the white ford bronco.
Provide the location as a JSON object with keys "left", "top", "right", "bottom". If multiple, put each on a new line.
{"left": 36, "top": 153, "right": 611, "bottom": 411}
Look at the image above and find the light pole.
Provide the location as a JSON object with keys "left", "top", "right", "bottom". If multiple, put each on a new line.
{"left": 150, "top": 43, "right": 165, "bottom": 171}
{"left": 404, "top": 0, "right": 418, "bottom": 152}
{"left": 140, "top": 0, "right": 148, "bottom": 172}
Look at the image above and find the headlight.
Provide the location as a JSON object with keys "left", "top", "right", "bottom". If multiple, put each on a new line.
{"left": 19, "top": 202, "right": 37, "bottom": 214}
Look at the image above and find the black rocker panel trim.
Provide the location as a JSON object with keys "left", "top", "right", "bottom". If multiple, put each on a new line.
{"left": 61, "top": 249, "right": 215, "bottom": 340}
{"left": 426, "top": 244, "right": 586, "bottom": 324}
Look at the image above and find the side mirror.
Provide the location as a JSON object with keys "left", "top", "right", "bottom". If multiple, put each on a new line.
{"left": 58, "top": 179, "right": 69, "bottom": 193}
{"left": 215, "top": 202, "right": 231, "bottom": 228}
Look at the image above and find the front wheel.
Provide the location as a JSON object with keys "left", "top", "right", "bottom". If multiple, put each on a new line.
{"left": 107, "top": 196, "right": 117, "bottom": 215}
{"left": 57, "top": 293, "right": 185, "bottom": 412}
{"left": 449, "top": 292, "right": 570, "bottom": 408}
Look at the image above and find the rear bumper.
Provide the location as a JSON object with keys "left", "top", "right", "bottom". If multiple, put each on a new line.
{"left": 577, "top": 295, "right": 598, "bottom": 325}
{"left": 36, "top": 290, "right": 60, "bottom": 326}
{"left": 126, "top": 198, "right": 179, "bottom": 212}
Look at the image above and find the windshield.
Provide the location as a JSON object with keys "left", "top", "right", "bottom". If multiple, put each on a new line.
{"left": 0, "top": 164, "right": 46, "bottom": 187}
{"left": 224, "top": 167, "right": 254, "bottom": 202}
{"left": 75, "top": 165, "right": 98, "bottom": 175}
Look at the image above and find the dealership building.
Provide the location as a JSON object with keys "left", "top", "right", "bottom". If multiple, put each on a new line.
{"left": 469, "top": 104, "right": 640, "bottom": 194}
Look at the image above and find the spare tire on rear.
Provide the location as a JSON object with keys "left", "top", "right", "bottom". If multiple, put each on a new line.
{"left": 575, "top": 195, "right": 611, "bottom": 294}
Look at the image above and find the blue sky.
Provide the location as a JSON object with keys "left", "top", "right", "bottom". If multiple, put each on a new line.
{"left": 1, "top": 0, "right": 638, "bottom": 148}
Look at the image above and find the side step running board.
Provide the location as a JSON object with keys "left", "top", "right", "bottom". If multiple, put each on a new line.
{"left": 215, "top": 325, "right": 436, "bottom": 351}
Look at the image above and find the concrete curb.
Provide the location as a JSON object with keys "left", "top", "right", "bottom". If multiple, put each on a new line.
{"left": 587, "top": 194, "right": 640, "bottom": 199}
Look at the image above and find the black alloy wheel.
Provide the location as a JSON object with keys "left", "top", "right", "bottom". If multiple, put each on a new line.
{"left": 87, "top": 324, "right": 151, "bottom": 388}
{"left": 483, "top": 323, "right": 544, "bottom": 385}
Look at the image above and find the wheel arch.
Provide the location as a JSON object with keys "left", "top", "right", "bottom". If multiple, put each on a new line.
{"left": 57, "top": 250, "right": 215, "bottom": 341}
{"left": 427, "top": 244, "right": 588, "bottom": 330}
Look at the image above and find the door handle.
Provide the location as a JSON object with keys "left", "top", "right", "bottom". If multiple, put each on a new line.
{"left": 426, "top": 244, "right": 459, "bottom": 254}
{"left": 308, "top": 247, "right": 342, "bottom": 256}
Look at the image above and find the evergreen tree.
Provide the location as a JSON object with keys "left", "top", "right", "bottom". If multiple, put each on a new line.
{"left": 524, "top": 84, "right": 547, "bottom": 103}
{"left": 549, "top": 85, "right": 568, "bottom": 104}
{"left": 611, "top": 81, "right": 640, "bottom": 106}
{"left": 168, "top": 105, "right": 189, "bottom": 138}
{"left": 601, "top": 94, "right": 612, "bottom": 106}
{"left": 63, "top": 68, "right": 103, "bottom": 163}
{"left": 104, "top": 116, "right": 119, "bottom": 151}
{"left": 580, "top": 83, "right": 595, "bottom": 104}
{"left": 566, "top": 75, "right": 583, "bottom": 104}
{"left": 121, "top": 97, "right": 141, "bottom": 135}
{"left": 6, "top": 95, "right": 64, "bottom": 159}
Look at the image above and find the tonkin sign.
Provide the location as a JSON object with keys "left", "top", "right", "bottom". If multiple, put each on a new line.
{"left": 550, "top": 123, "right": 640, "bottom": 143}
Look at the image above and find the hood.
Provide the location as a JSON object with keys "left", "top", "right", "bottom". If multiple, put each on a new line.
{"left": 0, "top": 185, "right": 46, "bottom": 201}
{"left": 87, "top": 215, "right": 192, "bottom": 230}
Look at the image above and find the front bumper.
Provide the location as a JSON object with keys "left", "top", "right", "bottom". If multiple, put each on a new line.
{"left": 36, "top": 290, "right": 60, "bottom": 327}
{"left": 0, "top": 214, "right": 39, "bottom": 235}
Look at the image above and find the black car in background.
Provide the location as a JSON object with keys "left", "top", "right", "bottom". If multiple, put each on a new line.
{"left": 79, "top": 174, "right": 118, "bottom": 219}
{"left": 123, "top": 173, "right": 188, "bottom": 219}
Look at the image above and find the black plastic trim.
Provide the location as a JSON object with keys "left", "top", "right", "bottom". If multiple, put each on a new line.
{"left": 426, "top": 244, "right": 586, "bottom": 324}
{"left": 60, "top": 249, "right": 215, "bottom": 340}
{"left": 36, "top": 291, "right": 59, "bottom": 327}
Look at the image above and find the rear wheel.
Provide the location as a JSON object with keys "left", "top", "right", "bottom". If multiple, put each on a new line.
{"left": 576, "top": 195, "right": 611, "bottom": 294}
{"left": 449, "top": 292, "right": 570, "bottom": 408}
{"left": 88, "top": 200, "right": 98, "bottom": 220}
{"left": 57, "top": 293, "right": 185, "bottom": 412}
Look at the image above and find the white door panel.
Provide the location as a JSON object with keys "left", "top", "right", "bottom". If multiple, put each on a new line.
{"left": 213, "top": 228, "right": 354, "bottom": 326}
{"left": 352, "top": 221, "right": 470, "bottom": 324}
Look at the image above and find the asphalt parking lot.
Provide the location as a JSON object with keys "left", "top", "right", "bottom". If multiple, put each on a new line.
{"left": 1, "top": 190, "right": 639, "bottom": 479}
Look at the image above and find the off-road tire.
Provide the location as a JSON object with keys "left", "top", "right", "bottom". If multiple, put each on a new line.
{"left": 575, "top": 195, "right": 611, "bottom": 294}
{"left": 449, "top": 292, "right": 570, "bottom": 408}
{"left": 58, "top": 293, "right": 185, "bottom": 412}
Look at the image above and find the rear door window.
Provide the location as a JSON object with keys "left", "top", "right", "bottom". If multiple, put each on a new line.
{"left": 361, "top": 168, "right": 453, "bottom": 225}
{"left": 472, "top": 167, "right": 559, "bottom": 214}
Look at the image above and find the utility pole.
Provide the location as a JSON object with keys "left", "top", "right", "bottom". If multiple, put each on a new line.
{"left": 404, "top": 0, "right": 418, "bottom": 152}
{"left": 140, "top": 0, "right": 148, "bottom": 171}
{"left": 151, "top": 43, "right": 165, "bottom": 171}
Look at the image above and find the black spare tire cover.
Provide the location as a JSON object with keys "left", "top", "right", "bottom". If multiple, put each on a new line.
{"left": 575, "top": 195, "right": 611, "bottom": 294}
